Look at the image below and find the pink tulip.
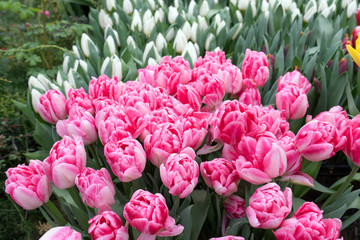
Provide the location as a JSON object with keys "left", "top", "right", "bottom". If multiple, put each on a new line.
{"left": 210, "top": 237, "right": 245, "bottom": 240}
{"left": 138, "top": 64, "right": 156, "bottom": 85}
{"left": 65, "top": 88, "right": 94, "bottom": 115}
{"left": 123, "top": 190, "right": 184, "bottom": 240}
{"left": 43, "top": 136, "right": 86, "bottom": 189}
{"left": 235, "top": 132, "right": 287, "bottom": 185}
{"left": 56, "top": 109, "right": 98, "bottom": 145}
{"left": 218, "top": 62, "right": 242, "bottom": 95}
{"left": 93, "top": 98, "right": 119, "bottom": 114}
{"left": 343, "top": 115, "right": 360, "bottom": 166}
{"left": 277, "top": 70, "right": 311, "bottom": 94}
{"left": 295, "top": 120, "right": 346, "bottom": 161}
{"left": 144, "top": 123, "right": 183, "bottom": 167}
{"left": 176, "top": 84, "right": 202, "bottom": 111}
{"left": 89, "top": 74, "right": 121, "bottom": 100}
{"left": 104, "top": 137, "right": 147, "bottom": 182}
{"left": 37, "top": 90, "right": 67, "bottom": 124}
{"left": 75, "top": 167, "right": 115, "bottom": 208}
{"left": 192, "top": 63, "right": 221, "bottom": 81}
{"left": 5, "top": 160, "right": 52, "bottom": 210}
{"left": 242, "top": 49, "right": 269, "bottom": 88}
{"left": 39, "top": 226, "right": 82, "bottom": 240}
{"left": 88, "top": 211, "right": 128, "bottom": 240}
{"left": 200, "top": 158, "right": 240, "bottom": 197}
{"left": 239, "top": 87, "right": 261, "bottom": 106}
{"left": 274, "top": 202, "right": 342, "bottom": 240}
{"left": 160, "top": 147, "right": 199, "bottom": 198}
{"left": 313, "top": 106, "right": 350, "bottom": 135}
{"left": 246, "top": 183, "right": 292, "bottom": 229}
{"left": 195, "top": 72, "right": 225, "bottom": 111}
{"left": 194, "top": 51, "right": 227, "bottom": 68}
{"left": 276, "top": 85, "right": 309, "bottom": 120}
{"left": 224, "top": 195, "right": 246, "bottom": 219}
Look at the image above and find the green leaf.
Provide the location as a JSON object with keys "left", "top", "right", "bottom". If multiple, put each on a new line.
{"left": 346, "top": 82, "right": 360, "bottom": 116}
{"left": 24, "top": 150, "right": 49, "bottom": 161}
{"left": 226, "top": 218, "right": 248, "bottom": 236}
{"left": 342, "top": 209, "right": 360, "bottom": 230}
{"left": 33, "top": 122, "right": 55, "bottom": 150}
{"left": 328, "top": 73, "right": 347, "bottom": 108}
{"left": 313, "top": 180, "right": 335, "bottom": 194}
{"left": 323, "top": 204, "right": 347, "bottom": 219}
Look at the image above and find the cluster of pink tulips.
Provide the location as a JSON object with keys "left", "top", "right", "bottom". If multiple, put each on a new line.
{"left": 6, "top": 49, "right": 357, "bottom": 239}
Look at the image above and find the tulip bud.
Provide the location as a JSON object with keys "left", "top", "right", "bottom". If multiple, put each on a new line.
{"left": 182, "top": 21, "right": 191, "bottom": 40}
{"left": 147, "top": 0, "right": 155, "bottom": 10}
{"left": 111, "top": 55, "right": 123, "bottom": 80}
{"left": 347, "top": 0, "right": 357, "bottom": 18}
{"left": 230, "top": 0, "right": 237, "bottom": 6}
{"left": 173, "top": 29, "right": 188, "bottom": 53}
{"left": 143, "top": 9, "right": 155, "bottom": 37}
{"left": 188, "top": 0, "right": 197, "bottom": 16}
{"left": 338, "top": 58, "right": 348, "bottom": 75}
{"left": 352, "top": 26, "right": 360, "bottom": 46}
{"left": 106, "top": 0, "right": 115, "bottom": 11}
{"left": 216, "top": 20, "right": 227, "bottom": 35}
{"left": 100, "top": 57, "right": 111, "bottom": 75}
{"left": 49, "top": 82, "right": 60, "bottom": 91}
{"left": 304, "top": 0, "right": 317, "bottom": 22}
{"left": 154, "top": 8, "right": 164, "bottom": 23}
{"left": 168, "top": 6, "right": 178, "bottom": 24}
{"left": 98, "top": 9, "right": 113, "bottom": 29}
{"left": 62, "top": 55, "right": 70, "bottom": 74}
{"left": 81, "top": 33, "right": 96, "bottom": 58}
{"left": 143, "top": 41, "right": 161, "bottom": 63}
{"left": 261, "top": 0, "right": 269, "bottom": 13}
{"left": 113, "top": 12, "right": 119, "bottom": 24}
{"left": 122, "top": 0, "right": 133, "bottom": 14}
{"left": 232, "top": 23, "right": 243, "bottom": 40}
{"left": 165, "top": 27, "right": 175, "bottom": 41}
{"left": 182, "top": 42, "right": 198, "bottom": 65}
{"left": 63, "top": 81, "right": 73, "bottom": 98}
{"left": 31, "top": 89, "right": 42, "bottom": 112}
{"left": 200, "top": 0, "right": 209, "bottom": 17}
{"left": 198, "top": 16, "right": 208, "bottom": 32}
{"left": 238, "top": 0, "right": 250, "bottom": 10}
{"left": 356, "top": 8, "right": 360, "bottom": 25}
{"left": 72, "top": 46, "right": 80, "bottom": 59}
{"left": 318, "top": 0, "right": 328, "bottom": 12}
{"left": 190, "top": 22, "right": 198, "bottom": 42}
{"left": 67, "top": 69, "right": 77, "bottom": 89}
{"left": 148, "top": 58, "right": 157, "bottom": 66}
{"left": 205, "top": 33, "right": 215, "bottom": 51}
{"left": 342, "top": 0, "right": 351, "bottom": 8}
{"left": 28, "top": 76, "right": 46, "bottom": 92}
{"left": 156, "top": 33, "right": 167, "bottom": 52}
{"left": 104, "top": 35, "right": 116, "bottom": 56}
{"left": 131, "top": 9, "right": 142, "bottom": 32}
{"left": 235, "top": 10, "right": 243, "bottom": 24}
{"left": 56, "top": 71, "right": 64, "bottom": 86}
{"left": 104, "top": 25, "right": 120, "bottom": 47}
{"left": 127, "top": 36, "right": 136, "bottom": 49}
{"left": 73, "top": 60, "right": 79, "bottom": 72}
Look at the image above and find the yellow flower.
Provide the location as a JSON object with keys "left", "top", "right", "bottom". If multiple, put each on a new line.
{"left": 347, "top": 35, "right": 360, "bottom": 66}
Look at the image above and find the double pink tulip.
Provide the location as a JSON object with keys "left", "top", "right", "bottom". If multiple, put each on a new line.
{"left": 89, "top": 74, "right": 121, "bottom": 100}
{"left": 37, "top": 89, "right": 67, "bottom": 124}
{"left": 123, "top": 190, "right": 184, "bottom": 240}
{"left": 65, "top": 88, "right": 94, "bottom": 115}
{"left": 246, "top": 183, "right": 292, "bottom": 229}
{"left": 39, "top": 226, "right": 82, "bottom": 240}
{"left": 276, "top": 84, "right": 309, "bottom": 120}
{"left": 224, "top": 195, "right": 246, "bottom": 220}
{"left": 242, "top": 49, "right": 269, "bottom": 88}
{"left": 210, "top": 237, "right": 245, "bottom": 240}
{"left": 5, "top": 160, "right": 52, "bottom": 210}
{"left": 43, "top": 136, "right": 86, "bottom": 189}
{"left": 343, "top": 115, "right": 360, "bottom": 166}
{"left": 88, "top": 211, "right": 128, "bottom": 240}
{"left": 75, "top": 167, "right": 115, "bottom": 208}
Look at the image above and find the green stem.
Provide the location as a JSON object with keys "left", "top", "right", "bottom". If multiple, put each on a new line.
{"left": 322, "top": 166, "right": 359, "bottom": 208}
{"left": 44, "top": 200, "right": 67, "bottom": 225}
{"left": 6, "top": 194, "right": 25, "bottom": 222}
{"left": 68, "top": 186, "right": 88, "bottom": 213}
{"left": 89, "top": 143, "right": 103, "bottom": 167}
{"left": 172, "top": 196, "right": 180, "bottom": 215}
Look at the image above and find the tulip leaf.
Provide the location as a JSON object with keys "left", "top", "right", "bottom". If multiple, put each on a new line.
{"left": 328, "top": 73, "right": 347, "bottom": 108}
{"left": 313, "top": 180, "right": 335, "bottom": 194}
{"left": 225, "top": 218, "right": 248, "bottom": 236}
{"left": 323, "top": 189, "right": 360, "bottom": 213}
{"left": 24, "top": 150, "right": 49, "bottom": 161}
{"left": 323, "top": 204, "right": 347, "bottom": 219}
{"left": 342, "top": 209, "right": 360, "bottom": 230}
{"left": 33, "top": 122, "right": 55, "bottom": 150}
{"left": 330, "top": 173, "right": 360, "bottom": 189}
{"left": 346, "top": 82, "right": 360, "bottom": 116}
{"left": 13, "top": 99, "right": 36, "bottom": 126}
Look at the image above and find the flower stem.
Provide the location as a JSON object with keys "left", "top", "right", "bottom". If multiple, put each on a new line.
{"left": 68, "top": 186, "right": 88, "bottom": 213}
{"left": 44, "top": 200, "right": 67, "bottom": 225}
{"left": 322, "top": 166, "right": 359, "bottom": 208}
{"left": 89, "top": 143, "right": 103, "bottom": 167}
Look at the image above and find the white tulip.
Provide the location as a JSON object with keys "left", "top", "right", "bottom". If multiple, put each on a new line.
{"left": 190, "top": 22, "right": 198, "bottom": 42}
{"left": 318, "top": 0, "right": 328, "bottom": 12}
{"left": 131, "top": 10, "right": 142, "bottom": 31}
{"left": 148, "top": 0, "right": 156, "bottom": 10}
{"left": 230, "top": 0, "right": 237, "bottom": 6}
{"left": 73, "top": 60, "right": 79, "bottom": 71}
{"left": 165, "top": 27, "right": 175, "bottom": 41}
{"left": 182, "top": 42, "right": 198, "bottom": 65}
{"left": 31, "top": 89, "right": 42, "bottom": 113}
{"left": 56, "top": 71, "right": 64, "bottom": 86}
{"left": 79, "top": 60, "right": 88, "bottom": 72}
{"left": 113, "top": 12, "right": 119, "bottom": 24}
{"left": 67, "top": 69, "right": 77, "bottom": 88}
{"left": 216, "top": 20, "right": 227, "bottom": 35}
{"left": 156, "top": 33, "right": 167, "bottom": 52}
{"left": 205, "top": 33, "right": 214, "bottom": 51}
{"left": 304, "top": 0, "right": 317, "bottom": 22}
{"left": 106, "top": 0, "right": 115, "bottom": 11}
{"left": 98, "top": 9, "right": 113, "bottom": 29}
{"left": 329, "top": 3, "right": 336, "bottom": 12}
{"left": 197, "top": 16, "right": 208, "bottom": 31}
{"left": 200, "top": 0, "right": 209, "bottom": 17}
{"left": 236, "top": 10, "right": 243, "bottom": 23}
{"left": 148, "top": 57, "right": 157, "bottom": 66}
{"left": 279, "top": 0, "right": 292, "bottom": 10}
{"left": 143, "top": 41, "right": 161, "bottom": 63}
{"left": 261, "top": 0, "right": 269, "bottom": 13}
{"left": 28, "top": 76, "right": 46, "bottom": 91}
{"left": 105, "top": 35, "right": 116, "bottom": 56}
{"left": 194, "top": 43, "right": 200, "bottom": 55}
{"left": 168, "top": 6, "right": 178, "bottom": 24}
{"left": 342, "top": 0, "right": 351, "bottom": 9}
{"left": 143, "top": 9, "right": 155, "bottom": 37}
{"left": 182, "top": 21, "right": 192, "bottom": 40}
{"left": 174, "top": 0, "right": 180, "bottom": 8}
{"left": 81, "top": 33, "right": 96, "bottom": 58}
{"left": 62, "top": 55, "right": 70, "bottom": 74}
{"left": 232, "top": 23, "right": 243, "bottom": 40}
{"left": 238, "top": 0, "right": 250, "bottom": 10}
{"left": 291, "top": 7, "right": 301, "bottom": 22}
{"left": 63, "top": 81, "right": 73, "bottom": 98}
{"left": 347, "top": 0, "right": 357, "bottom": 18}
{"left": 154, "top": 9, "right": 164, "bottom": 23}
{"left": 105, "top": 25, "right": 120, "bottom": 47}
{"left": 72, "top": 46, "right": 80, "bottom": 59}
{"left": 49, "top": 82, "right": 60, "bottom": 91}
{"left": 158, "top": 0, "right": 164, "bottom": 8}
{"left": 188, "top": 0, "right": 196, "bottom": 16}
{"left": 127, "top": 36, "right": 136, "bottom": 49}
{"left": 214, "top": 14, "right": 221, "bottom": 29}
{"left": 123, "top": 0, "right": 133, "bottom": 14}
{"left": 173, "top": 29, "right": 188, "bottom": 53}
{"left": 100, "top": 57, "right": 111, "bottom": 75}
{"left": 214, "top": 0, "right": 218, "bottom": 4}
{"left": 37, "top": 74, "right": 51, "bottom": 89}
{"left": 111, "top": 55, "right": 122, "bottom": 80}
{"left": 250, "top": 0, "right": 257, "bottom": 17}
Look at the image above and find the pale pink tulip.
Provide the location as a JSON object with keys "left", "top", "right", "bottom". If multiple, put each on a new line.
{"left": 239, "top": 87, "right": 261, "bottom": 106}
{"left": 5, "top": 160, "right": 52, "bottom": 210}
{"left": 104, "top": 137, "right": 147, "bottom": 182}
{"left": 123, "top": 190, "right": 184, "bottom": 240}
{"left": 242, "top": 49, "right": 269, "bottom": 88}
{"left": 200, "top": 158, "right": 240, "bottom": 197}
{"left": 37, "top": 90, "right": 67, "bottom": 124}
{"left": 219, "top": 62, "right": 243, "bottom": 95}
{"left": 75, "top": 167, "right": 115, "bottom": 208}
{"left": 343, "top": 115, "right": 360, "bottom": 166}
{"left": 274, "top": 202, "right": 342, "bottom": 240}
{"left": 276, "top": 85, "right": 309, "bottom": 120}
{"left": 277, "top": 70, "right": 311, "bottom": 93}
{"left": 65, "top": 88, "right": 94, "bottom": 115}
{"left": 137, "top": 64, "right": 156, "bottom": 85}
{"left": 195, "top": 72, "right": 225, "bottom": 111}
{"left": 295, "top": 120, "right": 346, "bottom": 161}
{"left": 160, "top": 147, "right": 199, "bottom": 198}
{"left": 43, "top": 136, "right": 86, "bottom": 189}
{"left": 88, "top": 211, "right": 128, "bottom": 240}
{"left": 176, "top": 84, "right": 202, "bottom": 111}
{"left": 89, "top": 74, "right": 121, "bottom": 100}
{"left": 39, "top": 226, "right": 82, "bottom": 240}
{"left": 313, "top": 106, "right": 350, "bottom": 135}
{"left": 210, "top": 237, "right": 244, "bottom": 240}
{"left": 56, "top": 109, "right": 98, "bottom": 145}
{"left": 224, "top": 195, "right": 246, "bottom": 219}
{"left": 246, "top": 183, "right": 292, "bottom": 229}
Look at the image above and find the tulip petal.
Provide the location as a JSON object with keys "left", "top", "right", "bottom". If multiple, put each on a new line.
{"left": 346, "top": 44, "right": 360, "bottom": 67}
